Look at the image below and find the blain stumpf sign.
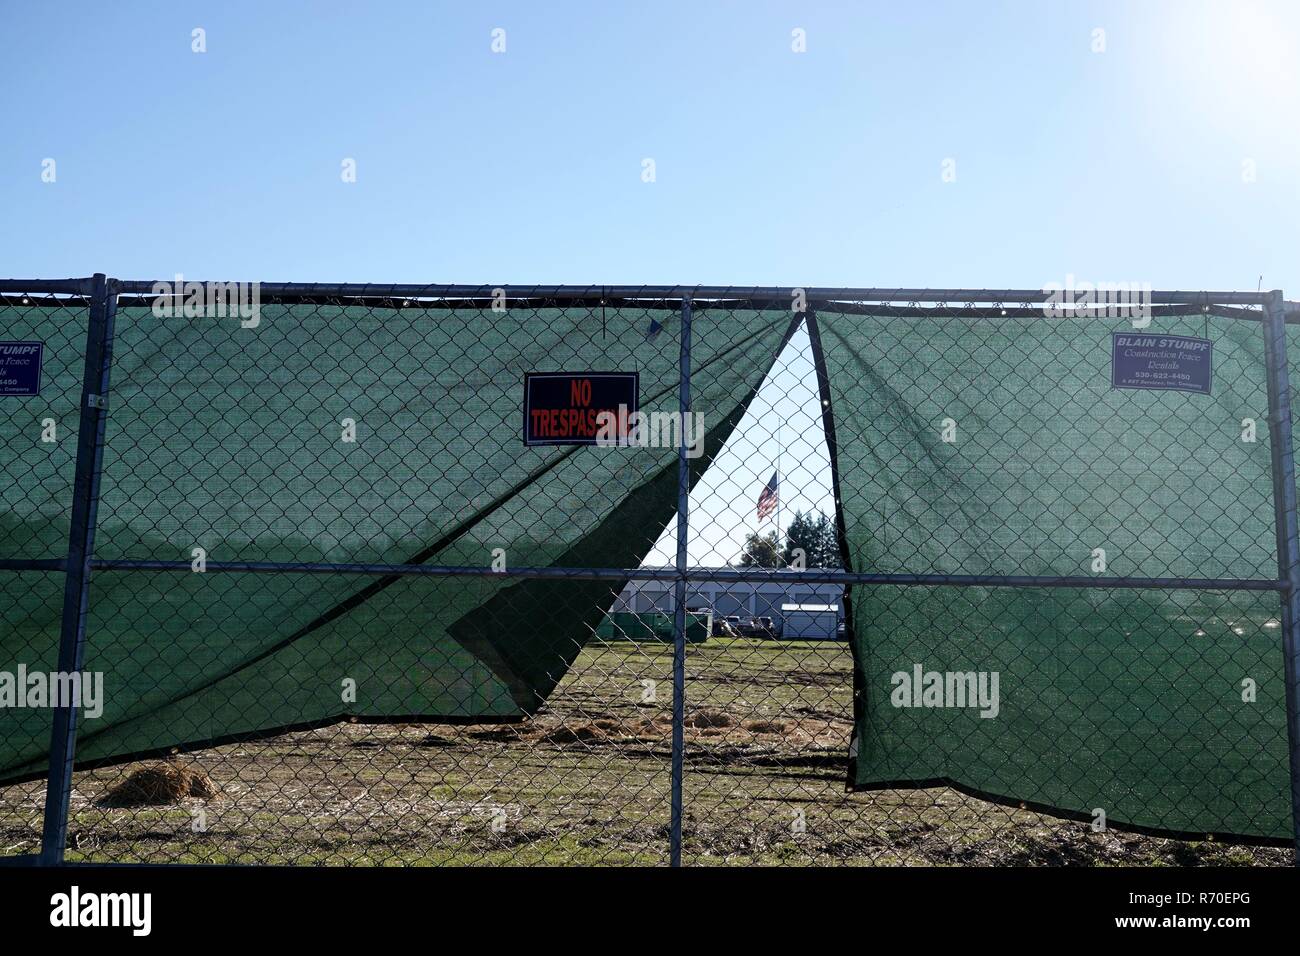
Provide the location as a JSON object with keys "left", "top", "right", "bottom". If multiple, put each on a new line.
{"left": 0, "top": 342, "right": 44, "bottom": 396}
{"left": 524, "top": 372, "right": 639, "bottom": 445}
{"left": 1111, "top": 333, "right": 1213, "bottom": 396}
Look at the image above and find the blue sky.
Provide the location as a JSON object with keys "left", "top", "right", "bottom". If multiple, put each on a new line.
{"left": 3, "top": 0, "right": 1296, "bottom": 290}
{"left": 4, "top": 0, "right": 1297, "bottom": 564}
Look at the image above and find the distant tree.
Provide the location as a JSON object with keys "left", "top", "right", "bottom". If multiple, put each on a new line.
{"left": 738, "top": 530, "right": 782, "bottom": 568}
{"left": 781, "top": 510, "right": 841, "bottom": 568}
{"left": 781, "top": 511, "right": 812, "bottom": 566}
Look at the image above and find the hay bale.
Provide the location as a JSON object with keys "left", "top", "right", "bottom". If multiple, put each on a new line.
{"left": 96, "top": 760, "right": 221, "bottom": 807}
{"left": 741, "top": 719, "right": 788, "bottom": 735}
{"left": 685, "top": 709, "right": 733, "bottom": 729}
{"left": 540, "top": 718, "right": 627, "bottom": 745}
{"left": 540, "top": 723, "right": 602, "bottom": 744}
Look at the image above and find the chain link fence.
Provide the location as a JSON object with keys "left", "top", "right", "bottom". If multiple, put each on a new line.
{"left": 2, "top": 278, "right": 1298, "bottom": 866}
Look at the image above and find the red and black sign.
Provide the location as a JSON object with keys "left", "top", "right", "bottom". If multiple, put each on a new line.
{"left": 524, "top": 372, "right": 639, "bottom": 446}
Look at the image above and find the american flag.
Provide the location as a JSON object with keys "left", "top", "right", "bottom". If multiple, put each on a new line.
{"left": 756, "top": 470, "right": 779, "bottom": 521}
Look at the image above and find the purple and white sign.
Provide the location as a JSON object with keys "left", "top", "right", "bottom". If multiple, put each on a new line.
{"left": 1111, "top": 333, "right": 1212, "bottom": 396}
{"left": 0, "top": 342, "right": 43, "bottom": 396}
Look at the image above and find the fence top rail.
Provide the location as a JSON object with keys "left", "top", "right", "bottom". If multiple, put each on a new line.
{"left": 6, "top": 279, "right": 1296, "bottom": 319}
{"left": 0, "top": 278, "right": 95, "bottom": 296}
{"left": 104, "top": 280, "right": 1285, "bottom": 306}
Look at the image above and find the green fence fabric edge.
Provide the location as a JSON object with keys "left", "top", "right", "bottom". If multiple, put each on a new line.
{"left": 811, "top": 308, "right": 1292, "bottom": 841}
{"left": 0, "top": 304, "right": 798, "bottom": 784}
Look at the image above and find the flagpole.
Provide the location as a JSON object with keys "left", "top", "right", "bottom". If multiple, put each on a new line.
{"left": 776, "top": 417, "right": 782, "bottom": 550}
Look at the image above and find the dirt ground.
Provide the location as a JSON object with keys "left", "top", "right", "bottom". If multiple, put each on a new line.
{"left": 0, "top": 638, "right": 1290, "bottom": 865}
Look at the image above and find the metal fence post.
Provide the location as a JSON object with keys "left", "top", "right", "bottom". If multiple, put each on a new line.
{"left": 39, "top": 273, "right": 116, "bottom": 865}
{"left": 1262, "top": 288, "right": 1300, "bottom": 865}
{"left": 670, "top": 297, "right": 692, "bottom": 867}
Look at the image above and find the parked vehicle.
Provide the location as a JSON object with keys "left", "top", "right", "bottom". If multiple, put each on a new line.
{"left": 714, "top": 615, "right": 743, "bottom": 638}
{"left": 736, "top": 616, "right": 781, "bottom": 639}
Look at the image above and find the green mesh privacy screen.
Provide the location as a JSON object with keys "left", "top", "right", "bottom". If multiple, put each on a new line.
{"left": 2, "top": 292, "right": 1294, "bottom": 845}
{"left": 812, "top": 307, "right": 1291, "bottom": 840}
{"left": 0, "top": 300, "right": 796, "bottom": 783}
{"left": 0, "top": 296, "right": 88, "bottom": 790}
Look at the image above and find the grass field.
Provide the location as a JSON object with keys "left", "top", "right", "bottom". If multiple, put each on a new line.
{"left": 0, "top": 637, "right": 1290, "bottom": 865}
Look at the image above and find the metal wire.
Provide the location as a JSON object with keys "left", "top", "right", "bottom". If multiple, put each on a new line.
{"left": 0, "top": 278, "right": 1295, "bottom": 867}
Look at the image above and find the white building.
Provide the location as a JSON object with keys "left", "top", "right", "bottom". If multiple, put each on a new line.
{"left": 780, "top": 603, "right": 841, "bottom": 640}
{"left": 611, "top": 571, "right": 844, "bottom": 640}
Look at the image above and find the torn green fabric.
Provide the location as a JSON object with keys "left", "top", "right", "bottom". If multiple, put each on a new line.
{"left": 0, "top": 303, "right": 795, "bottom": 782}
{"left": 813, "top": 308, "right": 1291, "bottom": 839}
